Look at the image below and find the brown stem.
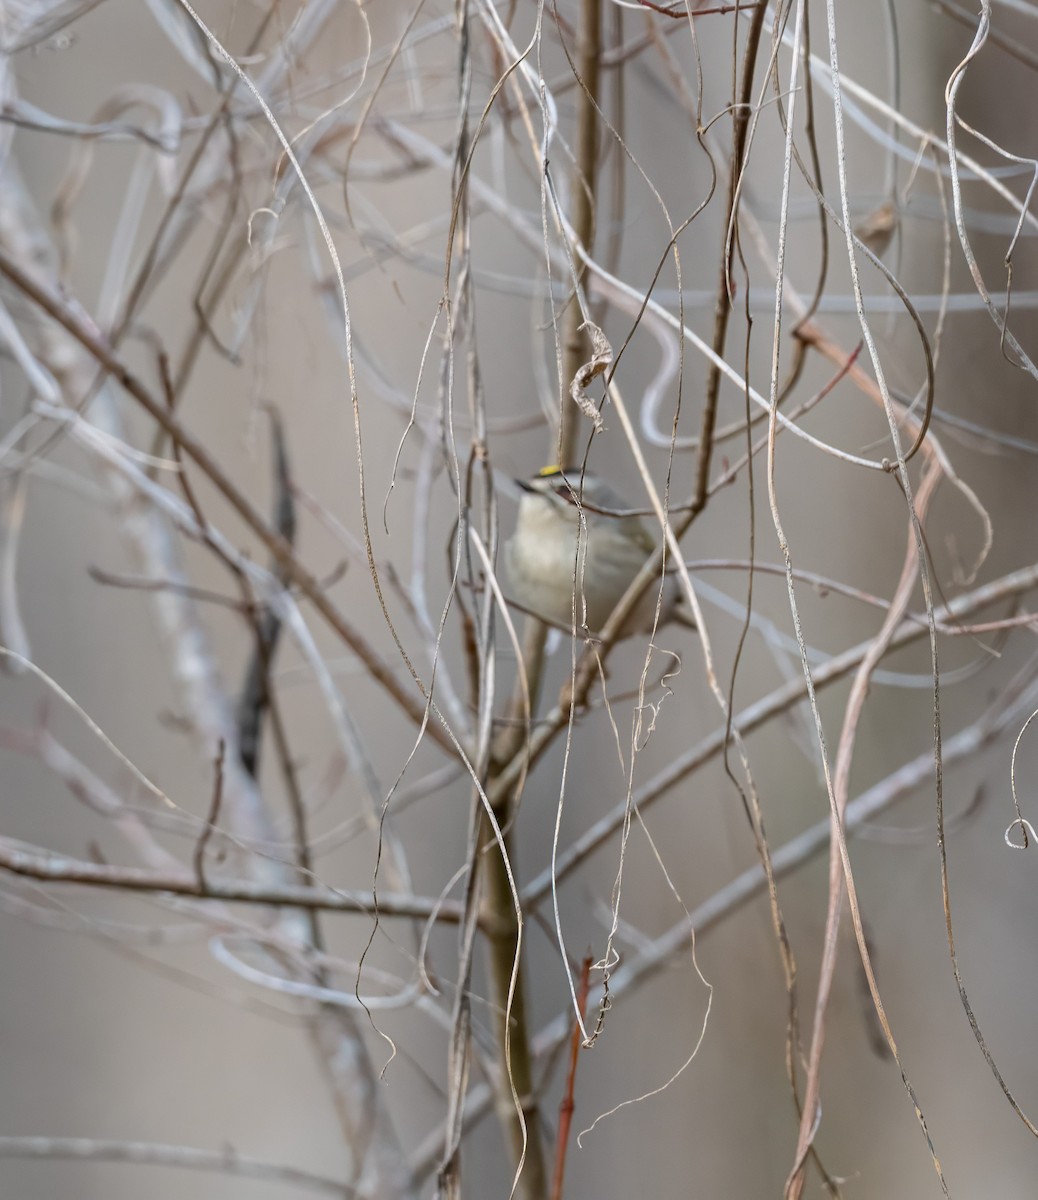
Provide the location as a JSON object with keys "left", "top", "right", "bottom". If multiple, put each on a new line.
{"left": 559, "top": 0, "right": 602, "bottom": 466}
{"left": 480, "top": 4, "right": 603, "bottom": 1195}
{"left": 480, "top": 811, "right": 548, "bottom": 1198}
{"left": 692, "top": 1, "right": 768, "bottom": 517}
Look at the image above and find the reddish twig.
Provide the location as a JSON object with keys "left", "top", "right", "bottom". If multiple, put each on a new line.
{"left": 550, "top": 955, "right": 593, "bottom": 1200}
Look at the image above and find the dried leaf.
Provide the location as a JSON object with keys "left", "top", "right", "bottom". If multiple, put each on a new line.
{"left": 569, "top": 321, "right": 612, "bottom": 432}
{"left": 854, "top": 200, "right": 898, "bottom": 257}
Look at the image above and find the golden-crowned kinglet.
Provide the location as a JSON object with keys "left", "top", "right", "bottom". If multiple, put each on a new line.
{"left": 504, "top": 465, "right": 695, "bottom": 636}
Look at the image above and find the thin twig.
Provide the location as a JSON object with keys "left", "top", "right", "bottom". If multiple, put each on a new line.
{"left": 550, "top": 954, "right": 592, "bottom": 1200}
{"left": 0, "top": 841, "right": 467, "bottom": 922}
{"left": 193, "top": 739, "right": 226, "bottom": 889}
{"left": 0, "top": 1136, "right": 354, "bottom": 1197}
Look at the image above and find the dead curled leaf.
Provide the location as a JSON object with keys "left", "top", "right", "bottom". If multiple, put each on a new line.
{"left": 569, "top": 321, "right": 612, "bottom": 431}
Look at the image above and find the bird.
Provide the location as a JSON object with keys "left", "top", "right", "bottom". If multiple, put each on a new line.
{"left": 503, "top": 465, "right": 696, "bottom": 637}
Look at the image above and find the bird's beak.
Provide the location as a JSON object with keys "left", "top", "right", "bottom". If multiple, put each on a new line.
{"left": 514, "top": 477, "right": 536, "bottom": 494}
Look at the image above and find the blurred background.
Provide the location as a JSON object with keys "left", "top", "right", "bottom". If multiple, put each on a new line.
{"left": 3, "top": 1, "right": 1038, "bottom": 1196}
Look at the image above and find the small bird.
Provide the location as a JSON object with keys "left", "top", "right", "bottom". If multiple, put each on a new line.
{"left": 503, "top": 465, "right": 695, "bottom": 636}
